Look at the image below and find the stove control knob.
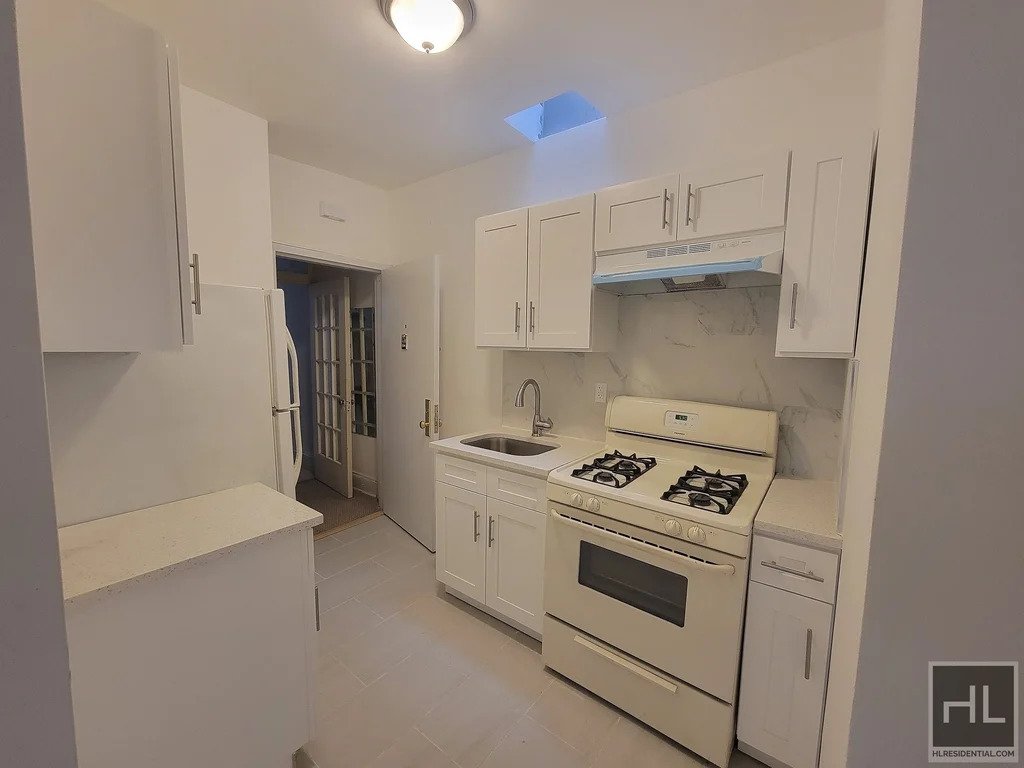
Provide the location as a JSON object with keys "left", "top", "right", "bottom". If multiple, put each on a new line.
{"left": 687, "top": 525, "right": 707, "bottom": 544}
{"left": 569, "top": 492, "right": 584, "bottom": 508}
{"left": 664, "top": 519, "right": 682, "bottom": 536}
{"left": 586, "top": 497, "right": 602, "bottom": 513}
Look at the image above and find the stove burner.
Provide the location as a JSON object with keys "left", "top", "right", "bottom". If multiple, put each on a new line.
{"left": 571, "top": 451, "right": 657, "bottom": 489}
{"left": 660, "top": 466, "right": 748, "bottom": 515}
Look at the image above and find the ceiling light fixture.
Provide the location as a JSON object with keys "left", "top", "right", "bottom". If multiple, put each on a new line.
{"left": 378, "top": 0, "right": 475, "bottom": 54}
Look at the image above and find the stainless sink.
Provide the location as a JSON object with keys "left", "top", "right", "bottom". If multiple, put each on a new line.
{"left": 461, "top": 435, "right": 558, "bottom": 456}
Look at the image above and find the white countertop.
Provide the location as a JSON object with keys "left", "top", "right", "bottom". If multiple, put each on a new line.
{"left": 432, "top": 428, "right": 604, "bottom": 479}
{"left": 59, "top": 483, "right": 322, "bottom": 607}
{"left": 754, "top": 478, "right": 841, "bottom": 552}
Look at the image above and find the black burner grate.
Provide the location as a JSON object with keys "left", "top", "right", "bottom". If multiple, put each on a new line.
{"left": 661, "top": 466, "right": 748, "bottom": 515}
{"left": 571, "top": 451, "right": 657, "bottom": 489}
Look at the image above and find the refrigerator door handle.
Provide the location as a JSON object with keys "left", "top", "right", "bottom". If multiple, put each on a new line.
{"left": 285, "top": 330, "right": 302, "bottom": 482}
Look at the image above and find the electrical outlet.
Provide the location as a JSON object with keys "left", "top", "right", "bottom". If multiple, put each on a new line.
{"left": 595, "top": 383, "right": 607, "bottom": 404}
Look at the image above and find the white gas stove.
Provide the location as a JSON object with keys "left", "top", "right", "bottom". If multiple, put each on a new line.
{"left": 542, "top": 397, "right": 778, "bottom": 768}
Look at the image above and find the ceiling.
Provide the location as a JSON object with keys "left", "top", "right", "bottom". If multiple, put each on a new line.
{"left": 99, "top": 0, "right": 883, "bottom": 189}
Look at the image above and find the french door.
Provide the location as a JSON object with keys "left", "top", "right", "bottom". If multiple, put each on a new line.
{"left": 310, "top": 279, "right": 353, "bottom": 497}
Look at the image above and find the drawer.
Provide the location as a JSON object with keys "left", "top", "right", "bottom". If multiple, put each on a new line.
{"left": 486, "top": 468, "right": 547, "bottom": 511}
{"left": 434, "top": 454, "right": 488, "bottom": 494}
{"left": 543, "top": 615, "right": 735, "bottom": 768}
{"left": 750, "top": 536, "right": 838, "bottom": 604}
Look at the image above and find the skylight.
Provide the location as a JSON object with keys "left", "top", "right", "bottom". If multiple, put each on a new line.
{"left": 505, "top": 91, "right": 604, "bottom": 142}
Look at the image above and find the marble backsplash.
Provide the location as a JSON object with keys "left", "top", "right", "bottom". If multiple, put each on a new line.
{"left": 502, "top": 287, "right": 848, "bottom": 480}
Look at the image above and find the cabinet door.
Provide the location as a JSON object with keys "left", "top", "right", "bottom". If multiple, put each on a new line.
{"left": 19, "top": 0, "right": 188, "bottom": 352}
{"left": 679, "top": 151, "right": 790, "bottom": 242}
{"left": 484, "top": 498, "right": 546, "bottom": 634}
{"left": 527, "top": 194, "right": 596, "bottom": 350}
{"left": 475, "top": 209, "right": 528, "bottom": 348}
{"left": 435, "top": 483, "right": 486, "bottom": 602}
{"left": 737, "top": 582, "right": 833, "bottom": 768}
{"left": 594, "top": 174, "right": 679, "bottom": 253}
{"left": 776, "top": 134, "right": 875, "bottom": 358}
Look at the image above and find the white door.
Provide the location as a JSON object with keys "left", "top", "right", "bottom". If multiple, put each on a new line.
{"left": 594, "top": 174, "right": 679, "bottom": 253}
{"left": 527, "top": 195, "right": 596, "bottom": 350}
{"left": 679, "top": 150, "right": 790, "bottom": 241}
{"left": 475, "top": 209, "right": 528, "bottom": 348}
{"left": 737, "top": 582, "right": 833, "bottom": 768}
{"left": 310, "top": 279, "right": 353, "bottom": 497}
{"left": 434, "top": 484, "right": 486, "bottom": 602}
{"left": 484, "top": 498, "right": 546, "bottom": 634}
{"left": 380, "top": 255, "right": 441, "bottom": 550}
{"left": 19, "top": 0, "right": 191, "bottom": 352}
{"left": 776, "top": 133, "right": 875, "bottom": 358}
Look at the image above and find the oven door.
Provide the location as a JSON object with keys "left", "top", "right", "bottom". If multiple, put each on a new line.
{"left": 545, "top": 503, "right": 748, "bottom": 703}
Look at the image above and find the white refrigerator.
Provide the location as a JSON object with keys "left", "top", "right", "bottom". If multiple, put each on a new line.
{"left": 44, "top": 284, "right": 303, "bottom": 526}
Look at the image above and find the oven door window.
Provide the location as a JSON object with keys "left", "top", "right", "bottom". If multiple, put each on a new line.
{"left": 578, "top": 541, "right": 687, "bottom": 627}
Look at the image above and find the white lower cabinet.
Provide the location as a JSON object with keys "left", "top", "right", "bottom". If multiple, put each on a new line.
{"left": 435, "top": 457, "right": 547, "bottom": 636}
{"left": 738, "top": 536, "right": 839, "bottom": 768}
{"left": 485, "top": 497, "right": 546, "bottom": 632}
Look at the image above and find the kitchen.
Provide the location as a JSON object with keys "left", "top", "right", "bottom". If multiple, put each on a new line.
{"left": 3, "top": 2, "right": 1022, "bottom": 768}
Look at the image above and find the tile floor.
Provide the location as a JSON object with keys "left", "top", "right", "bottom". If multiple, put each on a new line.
{"left": 307, "top": 515, "right": 765, "bottom": 768}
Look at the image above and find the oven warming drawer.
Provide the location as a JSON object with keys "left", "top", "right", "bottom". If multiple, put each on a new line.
{"left": 543, "top": 615, "right": 735, "bottom": 768}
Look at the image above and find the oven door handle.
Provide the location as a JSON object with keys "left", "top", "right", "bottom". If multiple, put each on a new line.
{"left": 549, "top": 509, "right": 736, "bottom": 576}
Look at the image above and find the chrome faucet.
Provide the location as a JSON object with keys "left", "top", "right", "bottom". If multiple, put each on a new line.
{"left": 514, "top": 378, "right": 553, "bottom": 437}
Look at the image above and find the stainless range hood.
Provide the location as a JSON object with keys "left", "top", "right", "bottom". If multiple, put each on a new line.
{"left": 593, "top": 231, "right": 783, "bottom": 295}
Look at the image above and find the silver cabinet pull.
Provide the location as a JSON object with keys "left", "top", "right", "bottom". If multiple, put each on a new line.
{"left": 760, "top": 559, "right": 825, "bottom": 582}
{"left": 488, "top": 516, "right": 495, "bottom": 547}
{"left": 529, "top": 302, "right": 536, "bottom": 335}
{"left": 804, "top": 628, "right": 812, "bottom": 680}
{"left": 473, "top": 510, "right": 480, "bottom": 542}
{"left": 684, "top": 184, "right": 696, "bottom": 226}
{"left": 514, "top": 301, "right": 521, "bottom": 333}
{"left": 789, "top": 283, "right": 799, "bottom": 330}
{"left": 661, "top": 188, "right": 672, "bottom": 230}
{"left": 314, "top": 586, "right": 320, "bottom": 632}
{"left": 189, "top": 253, "right": 202, "bottom": 315}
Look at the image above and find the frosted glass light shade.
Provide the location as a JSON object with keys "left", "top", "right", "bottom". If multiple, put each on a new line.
{"left": 389, "top": 0, "right": 465, "bottom": 53}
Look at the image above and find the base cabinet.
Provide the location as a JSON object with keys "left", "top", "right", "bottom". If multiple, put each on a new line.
{"left": 738, "top": 536, "right": 839, "bottom": 768}
{"left": 435, "top": 458, "right": 547, "bottom": 635}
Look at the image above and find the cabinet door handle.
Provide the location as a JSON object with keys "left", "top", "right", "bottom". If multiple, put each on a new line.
{"left": 514, "top": 301, "right": 521, "bottom": 333}
{"left": 789, "top": 283, "right": 799, "bottom": 330}
{"left": 488, "top": 516, "right": 495, "bottom": 547}
{"left": 473, "top": 510, "right": 480, "bottom": 542}
{"left": 684, "top": 184, "right": 696, "bottom": 227}
{"left": 759, "top": 559, "right": 825, "bottom": 582}
{"left": 804, "top": 628, "right": 813, "bottom": 680}
{"left": 529, "top": 302, "right": 536, "bottom": 335}
{"left": 661, "top": 188, "right": 672, "bottom": 230}
{"left": 189, "top": 253, "right": 202, "bottom": 315}
{"left": 314, "top": 586, "right": 320, "bottom": 632}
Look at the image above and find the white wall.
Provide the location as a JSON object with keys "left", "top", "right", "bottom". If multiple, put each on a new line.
{"left": 270, "top": 154, "right": 395, "bottom": 267}
{"left": 843, "top": 2, "right": 1024, "bottom": 764}
{"left": 180, "top": 87, "right": 274, "bottom": 289}
{"left": 819, "top": 1, "right": 922, "bottom": 763}
{"left": 390, "top": 29, "right": 882, "bottom": 439}
{"left": 1, "top": 0, "right": 77, "bottom": 759}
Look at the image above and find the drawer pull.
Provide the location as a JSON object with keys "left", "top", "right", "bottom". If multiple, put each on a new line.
{"left": 804, "top": 628, "right": 813, "bottom": 680}
{"left": 760, "top": 559, "right": 825, "bottom": 583}
{"left": 574, "top": 634, "right": 677, "bottom": 694}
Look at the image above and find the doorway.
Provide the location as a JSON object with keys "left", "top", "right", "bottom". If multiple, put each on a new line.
{"left": 276, "top": 255, "right": 382, "bottom": 538}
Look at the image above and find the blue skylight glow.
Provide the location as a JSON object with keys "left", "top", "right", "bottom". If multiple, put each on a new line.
{"left": 505, "top": 91, "right": 604, "bottom": 142}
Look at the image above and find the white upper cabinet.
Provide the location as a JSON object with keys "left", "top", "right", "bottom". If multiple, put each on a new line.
{"left": 679, "top": 150, "right": 790, "bottom": 242}
{"left": 475, "top": 208, "right": 528, "bottom": 348}
{"left": 594, "top": 174, "right": 679, "bottom": 253}
{"left": 18, "top": 0, "right": 194, "bottom": 352}
{"left": 476, "top": 195, "right": 611, "bottom": 351}
{"left": 527, "top": 195, "right": 596, "bottom": 350}
{"left": 179, "top": 87, "right": 275, "bottom": 291}
{"left": 776, "top": 133, "right": 875, "bottom": 358}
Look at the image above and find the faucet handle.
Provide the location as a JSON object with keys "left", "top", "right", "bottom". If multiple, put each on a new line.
{"left": 533, "top": 415, "right": 554, "bottom": 436}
